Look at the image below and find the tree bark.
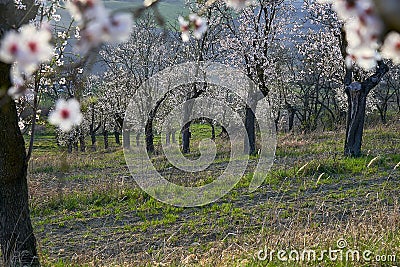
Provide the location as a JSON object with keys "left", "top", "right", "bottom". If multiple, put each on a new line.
{"left": 79, "top": 128, "right": 86, "bottom": 152}
{"left": 211, "top": 123, "right": 215, "bottom": 140}
{"left": 165, "top": 130, "right": 171, "bottom": 145}
{"left": 244, "top": 90, "right": 260, "bottom": 156}
{"left": 114, "top": 131, "right": 120, "bottom": 145}
{"left": 171, "top": 130, "right": 176, "bottom": 143}
{"left": 73, "top": 138, "right": 78, "bottom": 152}
{"left": 244, "top": 106, "right": 256, "bottom": 155}
{"left": 181, "top": 97, "right": 194, "bottom": 154}
{"left": 344, "top": 61, "right": 389, "bottom": 157}
{"left": 181, "top": 121, "right": 191, "bottom": 154}
{"left": 90, "top": 128, "right": 96, "bottom": 151}
{"left": 135, "top": 132, "right": 140, "bottom": 147}
{"left": 180, "top": 84, "right": 205, "bottom": 154}
{"left": 123, "top": 129, "right": 130, "bottom": 149}
{"left": 144, "top": 93, "right": 168, "bottom": 155}
{"left": 145, "top": 119, "right": 155, "bottom": 154}
{"left": 0, "top": 63, "right": 39, "bottom": 266}
{"left": 103, "top": 129, "right": 109, "bottom": 150}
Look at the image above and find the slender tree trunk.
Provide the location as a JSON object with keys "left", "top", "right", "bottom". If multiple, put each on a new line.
{"left": 135, "top": 132, "right": 140, "bottom": 147}
{"left": 67, "top": 141, "right": 73, "bottom": 154}
{"left": 90, "top": 129, "right": 96, "bottom": 151}
{"left": 79, "top": 129, "right": 86, "bottom": 152}
{"left": 166, "top": 130, "right": 171, "bottom": 145}
{"left": 145, "top": 119, "right": 154, "bottom": 154}
{"left": 0, "top": 64, "right": 39, "bottom": 266}
{"left": 26, "top": 81, "right": 40, "bottom": 162}
{"left": 181, "top": 121, "right": 191, "bottom": 154}
{"left": 219, "top": 125, "right": 228, "bottom": 139}
{"left": 73, "top": 138, "right": 78, "bottom": 152}
{"left": 144, "top": 93, "right": 169, "bottom": 155}
{"left": 123, "top": 129, "right": 130, "bottom": 149}
{"left": 211, "top": 123, "right": 215, "bottom": 140}
{"left": 181, "top": 97, "right": 194, "bottom": 154}
{"left": 343, "top": 61, "right": 389, "bottom": 157}
{"left": 244, "top": 107, "right": 256, "bottom": 155}
{"left": 114, "top": 131, "right": 120, "bottom": 145}
{"left": 103, "top": 129, "right": 109, "bottom": 150}
{"left": 171, "top": 130, "right": 176, "bottom": 143}
{"left": 288, "top": 110, "right": 295, "bottom": 132}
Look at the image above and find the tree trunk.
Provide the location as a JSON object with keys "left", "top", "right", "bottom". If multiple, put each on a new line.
{"left": 171, "top": 130, "right": 176, "bottom": 143}
{"left": 0, "top": 64, "right": 39, "bottom": 266}
{"left": 79, "top": 129, "right": 86, "bottom": 152}
{"left": 181, "top": 97, "right": 194, "bottom": 154}
{"left": 73, "top": 139, "right": 78, "bottom": 152}
{"left": 90, "top": 129, "right": 96, "bottom": 151}
{"left": 343, "top": 61, "right": 389, "bottom": 157}
{"left": 219, "top": 125, "right": 228, "bottom": 139}
{"left": 344, "top": 86, "right": 368, "bottom": 157}
{"left": 145, "top": 119, "right": 154, "bottom": 154}
{"left": 144, "top": 93, "right": 169, "bottom": 155}
{"left": 123, "top": 129, "right": 130, "bottom": 149}
{"left": 103, "top": 129, "right": 109, "bottom": 150}
{"left": 286, "top": 102, "right": 296, "bottom": 132}
{"left": 67, "top": 141, "right": 73, "bottom": 154}
{"left": 135, "top": 132, "right": 140, "bottom": 147}
{"left": 114, "top": 131, "right": 120, "bottom": 145}
{"left": 181, "top": 121, "right": 191, "bottom": 154}
{"left": 166, "top": 131, "right": 171, "bottom": 145}
{"left": 244, "top": 106, "right": 256, "bottom": 155}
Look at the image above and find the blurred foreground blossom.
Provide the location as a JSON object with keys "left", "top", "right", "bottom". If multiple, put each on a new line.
{"left": 49, "top": 98, "right": 83, "bottom": 132}
{"left": 178, "top": 14, "right": 207, "bottom": 42}
{"left": 381, "top": 31, "right": 400, "bottom": 64}
{"left": 66, "top": 0, "right": 133, "bottom": 53}
{"left": 0, "top": 24, "right": 53, "bottom": 97}
{"left": 316, "top": 0, "right": 400, "bottom": 70}
{"left": 224, "top": 0, "right": 249, "bottom": 10}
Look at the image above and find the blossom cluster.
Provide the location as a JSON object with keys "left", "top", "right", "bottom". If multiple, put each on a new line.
{"left": 177, "top": 0, "right": 251, "bottom": 42}
{"left": 49, "top": 98, "right": 83, "bottom": 132}
{"left": 318, "top": 0, "right": 400, "bottom": 69}
{"left": 178, "top": 14, "right": 208, "bottom": 42}
{"left": 66, "top": 0, "right": 133, "bottom": 53}
{"left": 0, "top": 24, "right": 53, "bottom": 98}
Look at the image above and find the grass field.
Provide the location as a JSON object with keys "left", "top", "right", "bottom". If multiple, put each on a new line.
{"left": 27, "top": 122, "right": 400, "bottom": 266}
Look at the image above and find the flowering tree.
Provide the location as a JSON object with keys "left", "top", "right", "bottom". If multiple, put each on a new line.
{"left": 0, "top": 0, "right": 133, "bottom": 263}
{"left": 219, "top": 0, "right": 295, "bottom": 154}
{"left": 306, "top": 0, "right": 390, "bottom": 156}
{"left": 1, "top": 0, "right": 400, "bottom": 265}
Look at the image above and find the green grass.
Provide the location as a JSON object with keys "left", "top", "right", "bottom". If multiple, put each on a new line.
{"left": 27, "top": 121, "right": 400, "bottom": 266}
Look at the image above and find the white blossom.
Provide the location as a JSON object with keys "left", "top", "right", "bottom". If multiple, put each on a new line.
{"left": 178, "top": 16, "right": 190, "bottom": 42}
{"left": 189, "top": 14, "right": 207, "bottom": 40}
{"left": 66, "top": 0, "right": 133, "bottom": 53}
{"left": 178, "top": 14, "right": 207, "bottom": 42}
{"left": 381, "top": 31, "right": 400, "bottom": 64}
{"left": 49, "top": 98, "right": 83, "bottom": 132}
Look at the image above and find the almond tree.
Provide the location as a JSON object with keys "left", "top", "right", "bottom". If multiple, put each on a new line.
{"left": 306, "top": 0, "right": 389, "bottom": 156}
{"left": 219, "top": 0, "right": 295, "bottom": 154}
{"left": 0, "top": 0, "right": 41, "bottom": 265}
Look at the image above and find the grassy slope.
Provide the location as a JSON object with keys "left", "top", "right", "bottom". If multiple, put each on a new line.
{"left": 27, "top": 122, "right": 400, "bottom": 266}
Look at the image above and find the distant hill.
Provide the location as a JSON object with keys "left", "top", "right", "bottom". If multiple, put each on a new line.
{"left": 55, "top": 0, "right": 187, "bottom": 28}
